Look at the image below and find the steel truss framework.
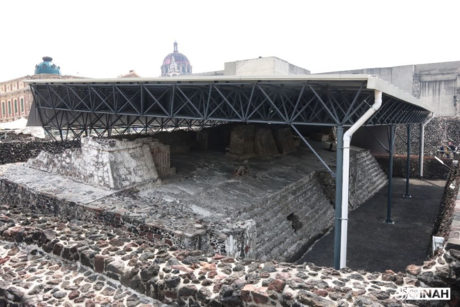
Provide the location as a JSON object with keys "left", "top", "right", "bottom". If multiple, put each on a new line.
{"left": 28, "top": 78, "right": 432, "bottom": 269}
{"left": 29, "top": 80, "right": 431, "bottom": 141}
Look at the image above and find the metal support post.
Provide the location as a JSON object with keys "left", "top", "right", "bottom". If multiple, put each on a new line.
{"left": 419, "top": 123, "right": 425, "bottom": 179}
{"left": 385, "top": 125, "right": 395, "bottom": 224}
{"left": 333, "top": 126, "right": 344, "bottom": 269}
{"left": 419, "top": 113, "right": 435, "bottom": 178}
{"left": 403, "top": 124, "right": 412, "bottom": 198}
{"left": 58, "top": 129, "right": 63, "bottom": 142}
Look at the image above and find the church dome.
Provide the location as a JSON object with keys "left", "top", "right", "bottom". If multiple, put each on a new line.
{"left": 161, "top": 42, "right": 192, "bottom": 76}
{"left": 35, "top": 56, "right": 61, "bottom": 75}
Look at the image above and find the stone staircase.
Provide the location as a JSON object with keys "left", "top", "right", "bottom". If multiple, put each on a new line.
{"left": 240, "top": 173, "right": 335, "bottom": 262}
{"left": 237, "top": 149, "right": 388, "bottom": 262}
{"left": 348, "top": 150, "right": 388, "bottom": 210}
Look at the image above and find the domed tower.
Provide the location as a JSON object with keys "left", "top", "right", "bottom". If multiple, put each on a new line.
{"left": 34, "top": 56, "right": 61, "bottom": 75}
{"left": 161, "top": 42, "right": 192, "bottom": 77}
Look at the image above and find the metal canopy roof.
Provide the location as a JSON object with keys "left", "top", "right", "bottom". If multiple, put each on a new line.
{"left": 26, "top": 74, "right": 433, "bottom": 139}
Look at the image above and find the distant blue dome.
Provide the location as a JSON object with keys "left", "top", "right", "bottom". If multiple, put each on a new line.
{"left": 34, "top": 56, "right": 61, "bottom": 75}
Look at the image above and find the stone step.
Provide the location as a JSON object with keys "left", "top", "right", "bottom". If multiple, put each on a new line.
{"left": 351, "top": 174, "right": 388, "bottom": 206}
{"left": 257, "top": 187, "right": 324, "bottom": 223}
{"left": 254, "top": 183, "right": 322, "bottom": 224}
{"left": 246, "top": 179, "right": 316, "bottom": 218}
{"left": 257, "top": 195, "right": 332, "bottom": 258}
{"left": 353, "top": 172, "right": 387, "bottom": 196}
{"left": 255, "top": 189, "right": 325, "bottom": 237}
{"left": 274, "top": 201, "right": 332, "bottom": 259}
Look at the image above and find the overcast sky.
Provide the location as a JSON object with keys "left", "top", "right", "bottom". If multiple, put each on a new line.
{"left": 1, "top": 0, "right": 459, "bottom": 80}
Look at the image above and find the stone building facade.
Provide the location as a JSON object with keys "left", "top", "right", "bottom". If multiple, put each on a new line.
{"left": 0, "top": 56, "right": 81, "bottom": 123}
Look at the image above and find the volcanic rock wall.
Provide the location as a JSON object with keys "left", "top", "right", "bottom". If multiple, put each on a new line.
{"left": 0, "top": 140, "right": 79, "bottom": 164}
{"left": 375, "top": 155, "right": 453, "bottom": 179}
{"left": 395, "top": 116, "right": 460, "bottom": 156}
{"left": 2, "top": 197, "right": 460, "bottom": 306}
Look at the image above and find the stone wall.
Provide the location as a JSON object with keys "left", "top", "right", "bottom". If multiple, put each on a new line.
{"left": 431, "top": 166, "right": 460, "bottom": 251}
{"left": 317, "top": 150, "right": 388, "bottom": 211}
{"left": 2, "top": 199, "right": 460, "bottom": 307}
{"left": 394, "top": 116, "right": 460, "bottom": 157}
{"left": 375, "top": 155, "right": 452, "bottom": 179}
{"left": 27, "top": 137, "right": 159, "bottom": 190}
{"left": 0, "top": 175, "right": 255, "bottom": 260}
{"left": 135, "top": 137, "right": 175, "bottom": 177}
{"left": 227, "top": 125, "right": 299, "bottom": 160}
{"left": 239, "top": 150, "right": 387, "bottom": 262}
{"left": 241, "top": 172, "right": 334, "bottom": 262}
{"left": 0, "top": 140, "right": 79, "bottom": 165}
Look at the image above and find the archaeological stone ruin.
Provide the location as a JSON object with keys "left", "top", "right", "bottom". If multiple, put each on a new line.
{"left": 2, "top": 120, "right": 459, "bottom": 306}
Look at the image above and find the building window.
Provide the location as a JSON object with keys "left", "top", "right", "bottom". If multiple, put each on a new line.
{"left": 1, "top": 102, "right": 4, "bottom": 116}
{"left": 8, "top": 101, "right": 11, "bottom": 115}
{"left": 14, "top": 99, "right": 17, "bottom": 114}
{"left": 20, "top": 98, "right": 24, "bottom": 113}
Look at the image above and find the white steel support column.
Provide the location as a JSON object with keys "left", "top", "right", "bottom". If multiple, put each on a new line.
{"left": 340, "top": 90, "right": 382, "bottom": 268}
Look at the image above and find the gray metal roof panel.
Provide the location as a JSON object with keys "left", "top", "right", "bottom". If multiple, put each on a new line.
{"left": 24, "top": 74, "right": 433, "bottom": 113}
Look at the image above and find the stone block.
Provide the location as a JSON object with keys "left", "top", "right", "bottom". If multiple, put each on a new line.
{"left": 310, "top": 133, "right": 330, "bottom": 142}
{"left": 27, "top": 137, "right": 160, "bottom": 190}
{"left": 223, "top": 220, "right": 256, "bottom": 259}
{"left": 273, "top": 127, "right": 298, "bottom": 155}
{"left": 227, "top": 125, "right": 255, "bottom": 159}
{"left": 94, "top": 255, "right": 105, "bottom": 273}
{"left": 197, "top": 129, "right": 209, "bottom": 150}
{"left": 254, "top": 127, "right": 279, "bottom": 159}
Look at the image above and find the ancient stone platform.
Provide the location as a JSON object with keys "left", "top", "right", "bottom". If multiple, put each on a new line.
{"left": 0, "top": 164, "right": 116, "bottom": 204}
{"left": 0, "top": 138, "right": 388, "bottom": 263}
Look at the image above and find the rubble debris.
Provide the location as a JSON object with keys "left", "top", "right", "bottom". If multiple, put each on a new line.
{"left": 233, "top": 160, "right": 249, "bottom": 177}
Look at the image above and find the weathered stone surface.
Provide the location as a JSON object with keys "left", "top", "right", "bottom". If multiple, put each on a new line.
{"left": 40, "top": 229, "right": 56, "bottom": 243}
{"left": 53, "top": 291, "right": 67, "bottom": 299}
{"left": 0, "top": 140, "right": 80, "bottom": 165}
{"left": 268, "top": 279, "right": 286, "bottom": 293}
{"left": 94, "top": 255, "right": 105, "bottom": 273}
{"left": 106, "top": 260, "right": 125, "bottom": 276}
{"left": 273, "top": 127, "right": 298, "bottom": 155}
{"left": 405, "top": 264, "right": 421, "bottom": 276}
{"left": 140, "top": 264, "right": 160, "bottom": 281}
{"left": 417, "top": 272, "right": 447, "bottom": 287}
{"left": 178, "top": 285, "right": 197, "bottom": 297}
{"left": 227, "top": 125, "right": 255, "bottom": 159}
{"left": 27, "top": 137, "right": 159, "bottom": 190}
{"left": 254, "top": 126, "right": 279, "bottom": 159}
{"left": 296, "top": 290, "right": 336, "bottom": 307}
{"left": 165, "top": 276, "right": 181, "bottom": 288}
